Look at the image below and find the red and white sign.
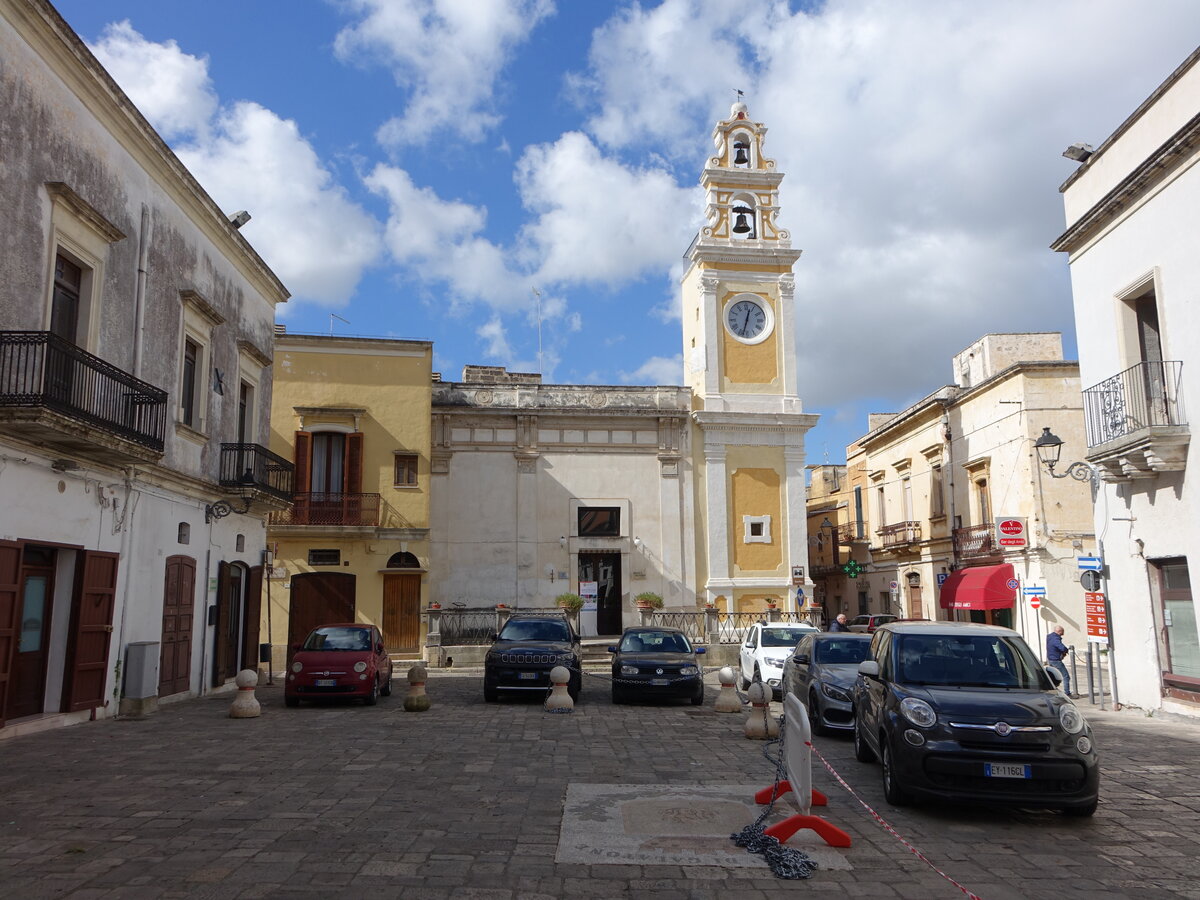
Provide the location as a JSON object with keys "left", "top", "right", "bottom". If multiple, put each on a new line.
{"left": 994, "top": 517, "right": 1028, "bottom": 549}
{"left": 1030, "top": 596, "right": 1041, "bottom": 609}
{"left": 1084, "top": 591, "right": 1110, "bottom": 644}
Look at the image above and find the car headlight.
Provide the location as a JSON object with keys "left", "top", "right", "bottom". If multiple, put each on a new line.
{"left": 680, "top": 665, "right": 699, "bottom": 676}
{"left": 557, "top": 653, "right": 577, "bottom": 665}
{"left": 766, "top": 655, "right": 788, "bottom": 667}
{"left": 900, "top": 697, "right": 937, "bottom": 728}
{"left": 354, "top": 661, "right": 367, "bottom": 673}
{"left": 1060, "top": 704, "right": 1085, "bottom": 734}
{"left": 620, "top": 665, "right": 639, "bottom": 675}
{"left": 820, "top": 681, "right": 851, "bottom": 702}
{"left": 291, "top": 661, "right": 303, "bottom": 673}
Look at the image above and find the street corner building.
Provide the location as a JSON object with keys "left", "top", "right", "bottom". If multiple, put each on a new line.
{"left": 0, "top": 0, "right": 291, "bottom": 735}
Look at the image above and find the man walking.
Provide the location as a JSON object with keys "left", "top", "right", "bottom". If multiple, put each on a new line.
{"left": 829, "top": 613, "right": 849, "bottom": 632}
{"left": 1047, "top": 625, "right": 1073, "bottom": 697}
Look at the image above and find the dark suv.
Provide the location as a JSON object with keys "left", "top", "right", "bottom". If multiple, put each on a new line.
{"left": 852, "top": 621, "right": 1099, "bottom": 816}
{"left": 484, "top": 615, "right": 582, "bottom": 702}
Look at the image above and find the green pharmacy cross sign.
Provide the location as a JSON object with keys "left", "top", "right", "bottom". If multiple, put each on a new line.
{"left": 842, "top": 561, "right": 864, "bottom": 578}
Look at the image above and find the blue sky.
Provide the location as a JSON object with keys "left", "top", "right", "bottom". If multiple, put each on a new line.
{"left": 54, "top": 0, "right": 1200, "bottom": 465}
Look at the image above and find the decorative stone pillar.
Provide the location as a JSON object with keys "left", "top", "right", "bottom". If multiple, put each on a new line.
{"left": 229, "top": 669, "right": 261, "bottom": 718}
{"left": 403, "top": 665, "right": 431, "bottom": 712}
{"left": 705, "top": 606, "right": 720, "bottom": 644}
{"left": 714, "top": 666, "right": 741, "bottom": 713}
{"left": 744, "top": 682, "right": 779, "bottom": 739}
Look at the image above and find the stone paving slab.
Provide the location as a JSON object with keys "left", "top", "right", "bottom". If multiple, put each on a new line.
{"left": 0, "top": 670, "right": 1199, "bottom": 898}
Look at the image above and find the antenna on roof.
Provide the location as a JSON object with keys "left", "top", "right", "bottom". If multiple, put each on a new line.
{"left": 330, "top": 313, "right": 350, "bottom": 335}
{"left": 532, "top": 287, "right": 543, "bottom": 375}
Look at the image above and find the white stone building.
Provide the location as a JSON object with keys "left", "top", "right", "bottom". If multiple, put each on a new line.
{"left": 1053, "top": 48, "right": 1199, "bottom": 715}
{"left": 0, "top": 0, "right": 290, "bottom": 735}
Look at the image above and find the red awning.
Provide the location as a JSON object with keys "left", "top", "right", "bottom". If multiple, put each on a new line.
{"left": 939, "top": 564, "right": 1016, "bottom": 611}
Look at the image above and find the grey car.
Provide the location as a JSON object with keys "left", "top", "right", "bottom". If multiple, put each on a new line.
{"left": 781, "top": 632, "right": 872, "bottom": 735}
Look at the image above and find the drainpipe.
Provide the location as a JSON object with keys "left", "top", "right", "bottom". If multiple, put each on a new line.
{"left": 133, "top": 205, "right": 150, "bottom": 378}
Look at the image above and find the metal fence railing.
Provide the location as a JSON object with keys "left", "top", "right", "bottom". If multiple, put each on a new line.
{"left": 650, "top": 611, "right": 706, "bottom": 641}
{"left": 219, "top": 442, "right": 294, "bottom": 501}
{"left": 1083, "top": 359, "right": 1185, "bottom": 447}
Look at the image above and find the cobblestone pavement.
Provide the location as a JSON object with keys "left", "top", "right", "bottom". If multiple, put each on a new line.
{"left": 2, "top": 668, "right": 1199, "bottom": 900}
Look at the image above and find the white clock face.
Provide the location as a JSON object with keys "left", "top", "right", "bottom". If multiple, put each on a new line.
{"left": 725, "top": 298, "right": 769, "bottom": 341}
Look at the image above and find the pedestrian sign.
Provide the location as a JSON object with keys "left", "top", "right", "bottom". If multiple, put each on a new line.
{"left": 1077, "top": 557, "right": 1103, "bottom": 571}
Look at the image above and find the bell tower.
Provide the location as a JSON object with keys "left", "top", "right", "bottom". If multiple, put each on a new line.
{"left": 682, "top": 100, "right": 818, "bottom": 614}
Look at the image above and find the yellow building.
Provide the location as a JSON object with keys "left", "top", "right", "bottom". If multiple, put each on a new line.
{"left": 681, "top": 102, "right": 818, "bottom": 613}
{"left": 265, "top": 334, "right": 432, "bottom": 667}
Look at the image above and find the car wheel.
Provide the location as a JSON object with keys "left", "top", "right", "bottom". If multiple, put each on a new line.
{"left": 364, "top": 678, "right": 379, "bottom": 706}
{"left": 380, "top": 671, "right": 393, "bottom": 696}
{"left": 612, "top": 686, "right": 627, "bottom": 705}
{"left": 691, "top": 687, "right": 705, "bottom": 706}
{"left": 1063, "top": 798, "right": 1098, "bottom": 818}
{"left": 881, "top": 739, "right": 909, "bottom": 806}
{"left": 740, "top": 667, "right": 750, "bottom": 690}
{"left": 484, "top": 684, "right": 498, "bottom": 703}
{"left": 808, "top": 690, "right": 828, "bottom": 737}
{"left": 285, "top": 695, "right": 300, "bottom": 708}
{"left": 853, "top": 712, "right": 876, "bottom": 762}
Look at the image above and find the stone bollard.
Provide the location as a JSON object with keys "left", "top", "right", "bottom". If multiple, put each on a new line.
{"left": 714, "top": 666, "right": 742, "bottom": 713}
{"left": 404, "top": 664, "right": 431, "bottom": 712}
{"left": 229, "top": 669, "right": 261, "bottom": 718}
{"left": 545, "top": 665, "right": 574, "bottom": 713}
{"left": 744, "top": 681, "right": 779, "bottom": 740}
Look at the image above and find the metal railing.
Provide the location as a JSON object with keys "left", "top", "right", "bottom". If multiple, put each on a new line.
{"left": 810, "top": 564, "right": 842, "bottom": 577}
{"left": 0, "top": 331, "right": 167, "bottom": 451}
{"left": 838, "top": 521, "right": 867, "bottom": 542}
{"left": 438, "top": 608, "right": 500, "bottom": 645}
{"left": 1083, "top": 360, "right": 1186, "bottom": 447}
{"left": 219, "top": 443, "right": 294, "bottom": 501}
{"left": 270, "top": 492, "right": 381, "bottom": 526}
{"left": 877, "top": 521, "right": 921, "bottom": 548}
{"left": 651, "top": 611, "right": 706, "bottom": 642}
{"left": 953, "top": 523, "right": 996, "bottom": 560}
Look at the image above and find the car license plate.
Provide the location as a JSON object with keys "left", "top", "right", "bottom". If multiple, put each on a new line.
{"left": 314, "top": 679, "right": 337, "bottom": 687}
{"left": 984, "top": 763, "right": 1031, "bottom": 779}
{"left": 518, "top": 671, "right": 539, "bottom": 680}
{"left": 650, "top": 679, "right": 670, "bottom": 686}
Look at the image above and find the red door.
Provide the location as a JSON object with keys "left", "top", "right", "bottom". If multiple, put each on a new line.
{"left": 0, "top": 540, "right": 21, "bottom": 726}
{"left": 159, "top": 556, "right": 195, "bottom": 697}
{"left": 64, "top": 551, "right": 119, "bottom": 712}
{"left": 288, "top": 572, "right": 355, "bottom": 663}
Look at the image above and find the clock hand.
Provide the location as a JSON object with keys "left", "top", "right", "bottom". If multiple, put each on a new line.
{"left": 742, "top": 308, "right": 752, "bottom": 333}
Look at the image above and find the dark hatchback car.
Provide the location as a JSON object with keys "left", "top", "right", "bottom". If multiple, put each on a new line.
{"left": 781, "top": 632, "right": 871, "bottom": 734}
{"left": 285, "top": 624, "right": 392, "bottom": 707}
{"left": 852, "top": 622, "right": 1099, "bottom": 816}
{"left": 609, "top": 626, "right": 706, "bottom": 705}
{"left": 484, "top": 615, "right": 582, "bottom": 702}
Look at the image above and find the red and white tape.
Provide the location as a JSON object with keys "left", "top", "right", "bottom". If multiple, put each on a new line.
{"left": 808, "top": 742, "right": 984, "bottom": 900}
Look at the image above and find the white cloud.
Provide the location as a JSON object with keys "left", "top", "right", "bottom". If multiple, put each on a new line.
{"left": 86, "top": 23, "right": 381, "bottom": 308}
{"left": 334, "top": 0, "right": 555, "bottom": 146}
{"left": 90, "top": 21, "right": 217, "bottom": 141}
{"left": 623, "top": 354, "right": 684, "bottom": 386}
{"left": 476, "top": 316, "right": 512, "bottom": 359}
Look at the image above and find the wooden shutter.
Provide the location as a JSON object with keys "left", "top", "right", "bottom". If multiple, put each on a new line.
{"left": 240, "top": 565, "right": 263, "bottom": 671}
{"left": 293, "top": 431, "right": 311, "bottom": 492}
{"left": 64, "top": 551, "right": 119, "bottom": 712}
{"left": 344, "top": 432, "right": 364, "bottom": 494}
{"left": 0, "top": 540, "right": 21, "bottom": 726}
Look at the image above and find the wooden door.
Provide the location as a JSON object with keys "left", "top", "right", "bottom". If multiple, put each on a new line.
{"left": 908, "top": 584, "right": 923, "bottom": 620}
{"left": 383, "top": 573, "right": 421, "bottom": 653}
{"left": 287, "top": 572, "right": 356, "bottom": 663}
{"left": 64, "top": 551, "right": 119, "bottom": 712}
{"left": 239, "top": 565, "right": 263, "bottom": 671}
{"left": 158, "top": 556, "right": 195, "bottom": 697}
{"left": 212, "top": 562, "right": 248, "bottom": 687}
{"left": 10, "top": 548, "right": 55, "bottom": 719}
{"left": 0, "top": 540, "right": 22, "bottom": 726}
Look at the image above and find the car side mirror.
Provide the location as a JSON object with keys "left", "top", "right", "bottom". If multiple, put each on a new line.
{"left": 858, "top": 660, "right": 880, "bottom": 679}
{"left": 290, "top": 643, "right": 301, "bottom": 653}
{"left": 489, "top": 633, "right": 498, "bottom": 641}
{"left": 607, "top": 646, "right": 618, "bottom": 653}
{"left": 376, "top": 644, "right": 384, "bottom": 654}
{"left": 695, "top": 646, "right": 706, "bottom": 654}
{"left": 1044, "top": 666, "right": 1063, "bottom": 686}
{"left": 795, "top": 654, "right": 810, "bottom": 665}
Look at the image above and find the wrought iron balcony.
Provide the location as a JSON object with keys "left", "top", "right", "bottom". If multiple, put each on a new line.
{"left": 838, "top": 521, "right": 867, "bottom": 543}
{"left": 953, "top": 523, "right": 999, "bottom": 561}
{"left": 810, "top": 564, "right": 842, "bottom": 578}
{"left": 1083, "top": 360, "right": 1188, "bottom": 480}
{"left": 0, "top": 331, "right": 166, "bottom": 461}
{"left": 270, "top": 492, "right": 382, "bottom": 527}
{"left": 876, "top": 521, "right": 921, "bottom": 549}
{"left": 219, "top": 443, "right": 294, "bottom": 502}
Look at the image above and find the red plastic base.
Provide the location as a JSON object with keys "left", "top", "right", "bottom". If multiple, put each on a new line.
{"left": 764, "top": 813, "right": 853, "bottom": 848}
{"left": 754, "top": 781, "right": 827, "bottom": 807}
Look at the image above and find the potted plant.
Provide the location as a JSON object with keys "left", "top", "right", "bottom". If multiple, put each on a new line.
{"left": 555, "top": 592, "right": 584, "bottom": 613}
{"left": 428, "top": 601, "right": 441, "bottom": 610}
{"left": 635, "top": 591, "right": 664, "bottom": 610}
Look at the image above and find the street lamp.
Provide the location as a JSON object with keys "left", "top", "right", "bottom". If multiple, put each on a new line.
{"left": 1034, "top": 427, "right": 1098, "bottom": 484}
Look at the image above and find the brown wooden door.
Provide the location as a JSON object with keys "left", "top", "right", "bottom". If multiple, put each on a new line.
{"left": 212, "top": 562, "right": 247, "bottom": 687}
{"left": 908, "top": 585, "right": 923, "bottom": 619}
{"left": 240, "top": 566, "right": 263, "bottom": 671}
{"left": 0, "top": 540, "right": 22, "bottom": 726}
{"left": 64, "top": 551, "right": 119, "bottom": 712}
{"left": 159, "top": 556, "right": 195, "bottom": 697}
{"left": 288, "top": 572, "right": 356, "bottom": 664}
{"left": 383, "top": 574, "right": 421, "bottom": 653}
{"left": 10, "top": 548, "right": 55, "bottom": 719}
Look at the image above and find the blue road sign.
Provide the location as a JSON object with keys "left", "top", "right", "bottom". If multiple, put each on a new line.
{"left": 936, "top": 573, "right": 948, "bottom": 586}
{"left": 1023, "top": 586, "right": 1047, "bottom": 596}
{"left": 1077, "top": 557, "right": 1103, "bottom": 570}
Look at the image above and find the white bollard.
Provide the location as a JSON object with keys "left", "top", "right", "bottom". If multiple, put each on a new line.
{"left": 744, "top": 681, "right": 779, "bottom": 740}
{"left": 229, "top": 669, "right": 261, "bottom": 718}
{"left": 545, "top": 665, "right": 575, "bottom": 712}
{"left": 714, "top": 666, "right": 742, "bottom": 713}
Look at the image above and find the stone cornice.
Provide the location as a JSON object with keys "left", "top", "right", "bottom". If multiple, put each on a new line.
{"left": 45, "top": 182, "right": 124, "bottom": 243}
{"left": 432, "top": 383, "right": 690, "bottom": 414}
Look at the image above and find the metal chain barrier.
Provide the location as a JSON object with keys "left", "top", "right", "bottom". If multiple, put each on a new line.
{"left": 807, "top": 741, "right": 984, "bottom": 900}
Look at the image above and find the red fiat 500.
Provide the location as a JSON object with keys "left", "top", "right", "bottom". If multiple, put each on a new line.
{"left": 285, "top": 624, "right": 393, "bottom": 707}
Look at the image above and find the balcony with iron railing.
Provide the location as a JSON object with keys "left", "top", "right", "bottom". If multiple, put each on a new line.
{"left": 1083, "top": 360, "right": 1188, "bottom": 480}
{"left": 876, "top": 521, "right": 921, "bottom": 550}
{"left": 952, "top": 523, "right": 1000, "bottom": 562}
{"left": 269, "top": 492, "right": 420, "bottom": 533}
{"left": 218, "top": 443, "right": 294, "bottom": 503}
{"left": 0, "top": 331, "right": 167, "bottom": 462}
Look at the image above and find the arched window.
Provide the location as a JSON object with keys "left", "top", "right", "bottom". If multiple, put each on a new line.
{"left": 386, "top": 551, "right": 420, "bottom": 569}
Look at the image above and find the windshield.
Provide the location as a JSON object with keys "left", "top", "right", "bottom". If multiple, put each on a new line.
{"left": 620, "top": 631, "right": 692, "bottom": 653}
{"left": 894, "top": 633, "right": 1050, "bottom": 689}
{"left": 815, "top": 638, "right": 870, "bottom": 665}
{"left": 303, "top": 627, "right": 372, "bottom": 651}
{"left": 499, "top": 619, "right": 571, "bottom": 642}
{"left": 761, "top": 627, "right": 810, "bottom": 648}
